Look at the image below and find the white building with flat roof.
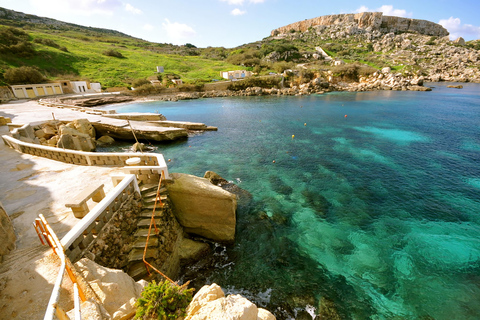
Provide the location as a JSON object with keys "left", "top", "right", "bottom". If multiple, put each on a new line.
{"left": 221, "top": 70, "right": 253, "bottom": 80}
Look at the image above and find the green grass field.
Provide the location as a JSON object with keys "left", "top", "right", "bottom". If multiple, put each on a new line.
{"left": 0, "top": 26, "right": 240, "bottom": 88}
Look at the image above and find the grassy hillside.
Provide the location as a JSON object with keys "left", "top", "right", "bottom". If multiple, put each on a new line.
{"left": 0, "top": 24, "right": 240, "bottom": 88}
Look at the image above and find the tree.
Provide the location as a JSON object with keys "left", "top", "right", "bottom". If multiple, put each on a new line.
{"left": 4, "top": 66, "right": 46, "bottom": 85}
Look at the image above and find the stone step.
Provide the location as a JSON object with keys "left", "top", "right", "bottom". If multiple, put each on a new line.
{"left": 139, "top": 184, "right": 165, "bottom": 194}
{"left": 127, "top": 260, "right": 151, "bottom": 280}
{"left": 128, "top": 248, "right": 157, "bottom": 261}
{"left": 137, "top": 218, "right": 162, "bottom": 228}
{"left": 132, "top": 237, "right": 158, "bottom": 249}
{"left": 143, "top": 189, "right": 167, "bottom": 198}
{"left": 143, "top": 195, "right": 168, "bottom": 204}
{"left": 143, "top": 203, "right": 167, "bottom": 211}
{"left": 139, "top": 209, "right": 163, "bottom": 219}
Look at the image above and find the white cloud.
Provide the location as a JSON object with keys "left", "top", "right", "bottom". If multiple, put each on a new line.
{"left": 162, "top": 19, "right": 197, "bottom": 44}
{"left": 143, "top": 24, "right": 154, "bottom": 31}
{"left": 29, "top": 0, "right": 121, "bottom": 15}
{"left": 355, "top": 4, "right": 412, "bottom": 18}
{"left": 220, "top": 0, "right": 244, "bottom": 4}
{"left": 220, "top": 0, "right": 265, "bottom": 5}
{"left": 439, "top": 17, "right": 480, "bottom": 40}
{"left": 125, "top": 3, "right": 142, "bottom": 14}
{"left": 231, "top": 8, "right": 246, "bottom": 15}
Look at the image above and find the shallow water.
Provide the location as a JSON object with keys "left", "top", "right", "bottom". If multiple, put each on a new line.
{"left": 101, "top": 83, "right": 480, "bottom": 319}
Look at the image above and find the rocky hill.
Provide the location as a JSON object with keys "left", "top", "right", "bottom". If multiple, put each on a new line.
{"left": 271, "top": 12, "right": 449, "bottom": 37}
{"left": 0, "top": 7, "right": 132, "bottom": 37}
{"left": 265, "top": 12, "right": 480, "bottom": 88}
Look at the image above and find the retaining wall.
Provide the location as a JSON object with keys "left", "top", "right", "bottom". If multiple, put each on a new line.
{"left": 2, "top": 134, "right": 169, "bottom": 179}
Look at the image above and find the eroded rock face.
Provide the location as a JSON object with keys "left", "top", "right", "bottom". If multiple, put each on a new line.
{"left": 0, "top": 202, "right": 15, "bottom": 262}
{"left": 271, "top": 12, "right": 448, "bottom": 37}
{"left": 166, "top": 173, "right": 237, "bottom": 243}
{"left": 185, "top": 283, "right": 276, "bottom": 320}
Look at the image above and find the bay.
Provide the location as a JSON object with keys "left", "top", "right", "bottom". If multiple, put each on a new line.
{"left": 100, "top": 82, "right": 480, "bottom": 319}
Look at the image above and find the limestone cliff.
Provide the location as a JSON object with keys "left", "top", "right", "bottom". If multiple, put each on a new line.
{"left": 271, "top": 12, "right": 449, "bottom": 37}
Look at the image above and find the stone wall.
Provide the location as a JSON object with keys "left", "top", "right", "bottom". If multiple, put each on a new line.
{"left": 271, "top": 12, "right": 449, "bottom": 37}
{"left": 2, "top": 133, "right": 163, "bottom": 167}
{"left": 87, "top": 192, "right": 142, "bottom": 268}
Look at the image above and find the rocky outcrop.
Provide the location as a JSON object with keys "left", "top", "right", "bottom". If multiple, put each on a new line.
{"left": 74, "top": 258, "right": 148, "bottom": 320}
{"left": 102, "top": 113, "right": 167, "bottom": 121}
{"left": 92, "top": 121, "right": 188, "bottom": 142}
{"left": 185, "top": 283, "right": 276, "bottom": 320}
{"left": 61, "top": 96, "right": 134, "bottom": 107}
{"left": 166, "top": 173, "right": 237, "bottom": 243}
{"left": 271, "top": 12, "right": 448, "bottom": 37}
{"left": 0, "top": 202, "right": 15, "bottom": 263}
{"left": 57, "top": 119, "right": 97, "bottom": 151}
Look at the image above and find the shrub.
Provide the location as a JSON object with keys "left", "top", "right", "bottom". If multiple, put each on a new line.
{"left": 272, "top": 61, "right": 294, "bottom": 74}
{"left": 178, "top": 83, "right": 204, "bottom": 92}
{"left": 129, "top": 83, "right": 165, "bottom": 96}
{"left": 227, "top": 76, "right": 282, "bottom": 91}
{"left": 4, "top": 66, "right": 46, "bottom": 85}
{"left": 0, "top": 27, "right": 35, "bottom": 57}
{"left": 135, "top": 280, "right": 194, "bottom": 320}
{"left": 332, "top": 63, "right": 377, "bottom": 82}
{"left": 34, "top": 38, "right": 60, "bottom": 48}
{"left": 426, "top": 36, "right": 437, "bottom": 45}
{"left": 132, "top": 78, "right": 151, "bottom": 88}
{"left": 103, "top": 49, "right": 124, "bottom": 58}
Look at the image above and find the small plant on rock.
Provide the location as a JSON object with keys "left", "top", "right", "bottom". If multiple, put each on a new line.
{"left": 135, "top": 280, "right": 194, "bottom": 320}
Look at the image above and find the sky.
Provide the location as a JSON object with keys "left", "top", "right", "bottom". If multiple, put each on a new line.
{"left": 0, "top": 0, "right": 479, "bottom": 48}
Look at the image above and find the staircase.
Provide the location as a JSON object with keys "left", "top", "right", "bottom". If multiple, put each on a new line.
{"left": 126, "top": 183, "right": 169, "bottom": 281}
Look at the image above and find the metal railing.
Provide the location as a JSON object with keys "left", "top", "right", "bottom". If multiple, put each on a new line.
{"left": 141, "top": 170, "right": 178, "bottom": 286}
{"left": 34, "top": 214, "right": 85, "bottom": 320}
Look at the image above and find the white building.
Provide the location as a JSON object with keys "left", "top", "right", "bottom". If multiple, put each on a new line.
{"left": 221, "top": 70, "right": 253, "bottom": 80}
{"left": 10, "top": 83, "right": 63, "bottom": 99}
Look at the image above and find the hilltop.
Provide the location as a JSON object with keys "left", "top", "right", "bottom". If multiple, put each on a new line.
{"left": 0, "top": 7, "right": 239, "bottom": 88}
{"left": 0, "top": 7, "right": 479, "bottom": 93}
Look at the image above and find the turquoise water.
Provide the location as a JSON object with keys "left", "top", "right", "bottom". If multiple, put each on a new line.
{"left": 101, "top": 83, "right": 480, "bottom": 319}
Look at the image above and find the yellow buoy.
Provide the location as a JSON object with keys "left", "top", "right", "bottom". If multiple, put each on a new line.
{"left": 292, "top": 135, "right": 295, "bottom": 139}
{"left": 304, "top": 123, "right": 307, "bottom": 126}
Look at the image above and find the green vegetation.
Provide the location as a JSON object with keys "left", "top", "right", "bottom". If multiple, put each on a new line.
{"left": 227, "top": 76, "right": 282, "bottom": 91}
{"left": 135, "top": 281, "right": 194, "bottom": 320}
{"left": 4, "top": 66, "right": 45, "bottom": 84}
{"left": 0, "top": 6, "right": 437, "bottom": 90}
{"left": 0, "top": 24, "right": 240, "bottom": 88}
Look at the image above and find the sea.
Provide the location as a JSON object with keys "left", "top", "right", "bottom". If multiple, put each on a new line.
{"left": 99, "top": 82, "right": 480, "bottom": 320}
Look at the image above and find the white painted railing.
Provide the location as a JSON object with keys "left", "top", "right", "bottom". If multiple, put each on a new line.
{"left": 61, "top": 174, "right": 140, "bottom": 261}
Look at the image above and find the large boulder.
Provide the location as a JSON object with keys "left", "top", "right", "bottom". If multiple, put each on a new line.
{"left": 0, "top": 202, "right": 15, "bottom": 262}
{"left": 75, "top": 258, "right": 147, "bottom": 320}
{"left": 185, "top": 283, "right": 276, "bottom": 320}
{"left": 167, "top": 173, "right": 237, "bottom": 243}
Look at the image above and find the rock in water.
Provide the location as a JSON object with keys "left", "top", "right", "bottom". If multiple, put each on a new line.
{"left": 185, "top": 283, "right": 276, "bottom": 320}
{"left": 132, "top": 142, "right": 145, "bottom": 152}
{"left": 166, "top": 173, "right": 237, "bottom": 243}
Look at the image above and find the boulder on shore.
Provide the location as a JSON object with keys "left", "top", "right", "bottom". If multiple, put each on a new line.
{"left": 185, "top": 283, "right": 276, "bottom": 320}
{"left": 166, "top": 173, "right": 237, "bottom": 243}
{"left": 75, "top": 258, "right": 147, "bottom": 320}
